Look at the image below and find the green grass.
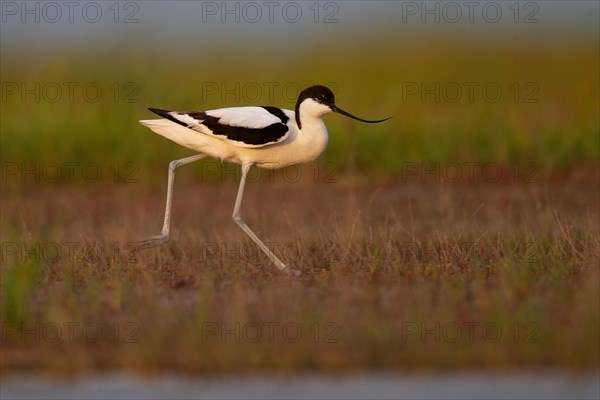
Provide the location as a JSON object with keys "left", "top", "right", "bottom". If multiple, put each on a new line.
{"left": 1, "top": 39, "right": 598, "bottom": 184}
{"left": 2, "top": 258, "right": 41, "bottom": 326}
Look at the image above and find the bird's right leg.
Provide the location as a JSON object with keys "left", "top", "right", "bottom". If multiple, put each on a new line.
{"left": 232, "top": 163, "right": 290, "bottom": 273}
{"left": 136, "top": 154, "right": 207, "bottom": 250}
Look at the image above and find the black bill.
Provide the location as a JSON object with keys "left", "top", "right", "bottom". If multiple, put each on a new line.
{"left": 331, "top": 104, "right": 391, "bottom": 123}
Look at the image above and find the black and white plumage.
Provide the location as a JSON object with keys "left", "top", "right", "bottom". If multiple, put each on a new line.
{"left": 149, "top": 106, "right": 291, "bottom": 148}
{"left": 136, "top": 85, "right": 390, "bottom": 274}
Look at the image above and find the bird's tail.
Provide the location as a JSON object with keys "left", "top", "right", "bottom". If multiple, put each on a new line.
{"left": 139, "top": 119, "right": 177, "bottom": 135}
{"left": 139, "top": 119, "right": 207, "bottom": 153}
{"left": 139, "top": 119, "right": 189, "bottom": 141}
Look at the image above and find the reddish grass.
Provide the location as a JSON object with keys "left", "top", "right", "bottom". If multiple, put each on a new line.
{"left": 1, "top": 164, "right": 598, "bottom": 374}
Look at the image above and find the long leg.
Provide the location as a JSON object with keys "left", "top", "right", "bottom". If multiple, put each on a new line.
{"left": 233, "top": 163, "right": 289, "bottom": 273}
{"left": 136, "top": 154, "right": 207, "bottom": 250}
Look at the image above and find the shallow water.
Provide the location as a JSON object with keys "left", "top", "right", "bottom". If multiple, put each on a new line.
{"left": 2, "top": 371, "right": 599, "bottom": 400}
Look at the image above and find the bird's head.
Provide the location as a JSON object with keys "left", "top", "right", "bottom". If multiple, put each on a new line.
{"left": 295, "top": 85, "right": 391, "bottom": 129}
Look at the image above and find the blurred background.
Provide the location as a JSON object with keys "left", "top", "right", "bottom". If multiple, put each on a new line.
{"left": 2, "top": 0, "right": 598, "bottom": 182}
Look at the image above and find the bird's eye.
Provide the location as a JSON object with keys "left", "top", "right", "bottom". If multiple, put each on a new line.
{"left": 316, "top": 94, "right": 325, "bottom": 102}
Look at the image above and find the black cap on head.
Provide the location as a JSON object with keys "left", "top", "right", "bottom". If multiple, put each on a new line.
{"left": 298, "top": 85, "right": 336, "bottom": 107}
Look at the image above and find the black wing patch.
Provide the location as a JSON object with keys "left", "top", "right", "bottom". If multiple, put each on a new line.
{"left": 148, "top": 108, "right": 187, "bottom": 127}
{"left": 148, "top": 107, "right": 289, "bottom": 147}
{"left": 261, "top": 106, "right": 290, "bottom": 124}
{"left": 186, "top": 111, "right": 288, "bottom": 146}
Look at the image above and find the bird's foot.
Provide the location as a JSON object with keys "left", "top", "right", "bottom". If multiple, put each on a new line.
{"left": 270, "top": 257, "right": 302, "bottom": 276}
{"left": 134, "top": 234, "right": 169, "bottom": 251}
{"left": 290, "top": 269, "right": 302, "bottom": 277}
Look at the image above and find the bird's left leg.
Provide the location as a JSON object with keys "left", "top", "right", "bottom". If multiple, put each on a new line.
{"left": 136, "top": 154, "right": 207, "bottom": 250}
{"left": 232, "top": 163, "right": 290, "bottom": 273}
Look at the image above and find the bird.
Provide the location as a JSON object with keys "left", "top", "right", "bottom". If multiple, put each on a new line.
{"left": 135, "top": 85, "right": 390, "bottom": 274}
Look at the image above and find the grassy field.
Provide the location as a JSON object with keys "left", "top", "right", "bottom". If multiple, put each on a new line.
{"left": 1, "top": 40, "right": 598, "bottom": 180}
{"left": 1, "top": 36, "right": 599, "bottom": 374}
{"left": 1, "top": 164, "right": 598, "bottom": 373}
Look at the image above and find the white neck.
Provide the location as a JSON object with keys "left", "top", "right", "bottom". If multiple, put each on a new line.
{"left": 297, "top": 99, "right": 331, "bottom": 131}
